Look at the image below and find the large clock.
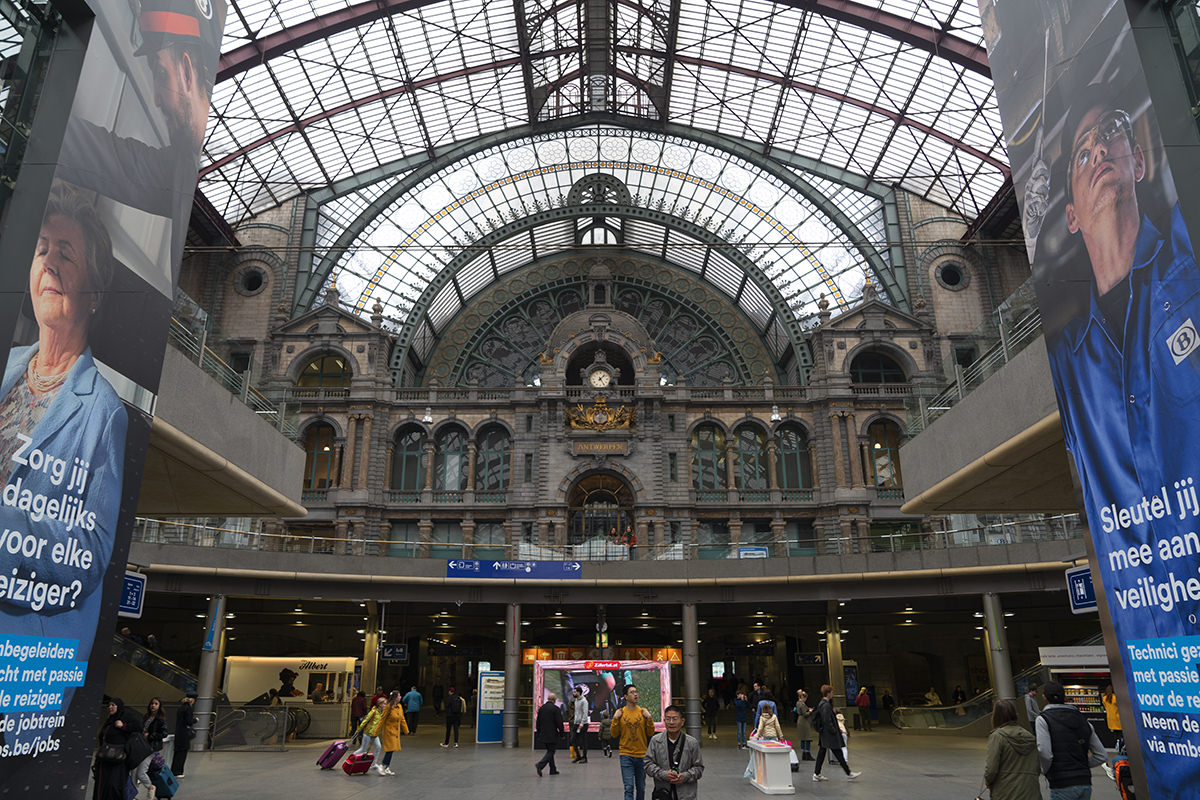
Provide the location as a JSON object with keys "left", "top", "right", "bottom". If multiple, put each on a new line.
{"left": 589, "top": 369, "right": 612, "bottom": 389}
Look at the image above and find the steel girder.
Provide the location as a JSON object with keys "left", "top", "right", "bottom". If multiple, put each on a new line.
{"left": 293, "top": 114, "right": 906, "bottom": 314}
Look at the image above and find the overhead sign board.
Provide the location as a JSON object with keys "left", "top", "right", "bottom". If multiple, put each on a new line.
{"left": 118, "top": 571, "right": 147, "bottom": 619}
{"left": 446, "top": 560, "right": 583, "bottom": 580}
{"left": 380, "top": 643, "right": 409, "bottom": 663}
{"left": 1065, "top": 564, "right": 1098, "bottom": 615}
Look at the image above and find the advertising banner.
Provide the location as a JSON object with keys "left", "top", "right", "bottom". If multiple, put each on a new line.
{"left": 476, "top": 670, "right": 504, "bottom": 744}
{"left": 979, "top": 1, "right": 1200, "bottom": 794}
{"left": 532, "top": 659, "right": 670, "bottom": 741}
{"left": 0, "top": 0, "right": 225, "bottom": 794}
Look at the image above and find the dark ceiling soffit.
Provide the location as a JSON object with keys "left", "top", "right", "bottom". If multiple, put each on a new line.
{"left": 295, "top": 115, "right": 901, "bottom": 313}
{"left": 783, "top": 0, "right": 990, "bottom": 78}
{"left": 216, "top": 0, "right": 991, "bottom": 86}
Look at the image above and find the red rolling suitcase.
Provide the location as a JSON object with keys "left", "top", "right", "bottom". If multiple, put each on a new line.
{"left": 341, "top": 752, "right": 374, "bottom": 775}
{"left": 317, "top": 740, "right": 348, "bottom": 769}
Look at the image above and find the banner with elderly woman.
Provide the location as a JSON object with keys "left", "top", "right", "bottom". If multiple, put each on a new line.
{"left": 0, "top": 0, "right": 225, "bottom": 794}
{"left": 980, "top": 1, "right": 1200, "bottom": 797}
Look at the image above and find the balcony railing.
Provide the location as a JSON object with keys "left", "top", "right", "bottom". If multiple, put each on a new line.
{"left": 908, "top": 279, "right": 1043, "bottom": 434}
{"left": 131, "top": 513, "right": 1084, "bottom": 561}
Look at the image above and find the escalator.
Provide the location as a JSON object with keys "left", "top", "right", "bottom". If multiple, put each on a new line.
{"left": 890, "top": 633, "right": 1104, "bottom": 736}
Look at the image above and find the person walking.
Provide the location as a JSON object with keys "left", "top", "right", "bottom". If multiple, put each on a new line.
{"left": 402, "top": 685, "right": 423, "bottom": 734}
{"left": 441, "top": 686, "right": 466, "bottom": 747}
{"left": 645, "top": 705, "right": 704, "bottom": 800}
{"left": 1035, "top": 681, "right": 1106, "bottom": 800}
{"left": 734, "top": 691, "right": 750, "bottom": 749}
{"left": 352, "top": 695, "right": 388, "bottom": 774}
{"left": 171, "top": 691, "right": 197, "bottom": 778}
{"left": 702, "top": 688, "right": 719, "bottom": 740}
{"left": 350, "top": 690, "right": 369, "bottom": 739}
{"left": 794, "top": 689, "right": 814, "bottom": 760}
{"left": 571, "top": 686, "right": 590, "bottom": 763}
{"left": 1101, "top": 684, "right": 1122, "bottom": 750}
{"left": 378, "top": 691, "right": 410, "bottom": 776}
{"left": 812, "top": 684, "right": 861, "bottom": 782}
{"left": 984, "top": 699, "right": 1040, "bottom": 800}
{"left": 855, "top": 687, "right": 872, "bottom": 731}
{"left": 132, "top": 697, "right": 168, "bottom": 800}
{"left": 534, "top": 693, "right": 565, "bottom": 776}
{"left": 611, "top": 684, "right": 656, "bottom": 800}
{"left": 93, "top": 698, "right": 144, "bottom": 800}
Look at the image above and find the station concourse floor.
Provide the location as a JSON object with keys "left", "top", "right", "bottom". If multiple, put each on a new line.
{"left": 155, "top": 724, "right": 1101, "bottom": 799}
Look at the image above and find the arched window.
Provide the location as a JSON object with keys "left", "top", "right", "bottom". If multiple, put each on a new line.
{"left": 868, "top": 419, "right": 904, "bottom": 487}
{"left": 390, "top": 425, "right": 426, "bottom": 491}
{"left": 475, "top": 426, "right": 511, "bottom": 491}
{"left": 849, "top": 351, "right": 905, "bottom": 383}
{"left": 776, "top": 424, "right": 813, "bottom": 489}
{"left": 302, "top": 423, "right": 337, "bottom": 489}
{"left": 434, "top": 427, "right": 469, "bottom": 491}
{"left": 690, "top": 424, "right": 727, "bottom": 490}
{"left": 733, "top": 424, "right": 768, "bottom": 490}
{"left": 297, "top": 354, "right": 352, "bottom": 387}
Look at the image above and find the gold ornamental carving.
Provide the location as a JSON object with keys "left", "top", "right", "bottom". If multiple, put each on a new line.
{"left": 566, "top": 397, "right": 634, "bottom": 431}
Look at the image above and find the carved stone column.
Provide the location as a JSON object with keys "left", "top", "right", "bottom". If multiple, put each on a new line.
{"left": 766, "top": 438, "right": 779, "bottom": 490}
{"left": 728, "top": 518, "right": 742, "bottom": 553}
{"left": 345, "top": 416, "right": 359, "bottom": 488}
{"left": 828, "top": 412, "right": 845, "bottom": 487}
{"left": 770, "top": 518, "right": 788, "bottom": 558}
{"left": 466, "top": 441, "right": 478, "bottom": 491}
{"left": 844, "top": 413, "right": 862, "bottom": 488}
{"left": 357, "top": 414, "right": 373, "bottom": 491}
{"left": 332, "top": 438, "right": 345, "bottom": 488}
{"left": 724, "top": 440, "right": 737, "bottom": 496}
{"left": 423, "top": 442, "right": 436, "bottom": 491}
{"left": 417, "top": 519, "right": 433, "bottom": 558}
{"left": 383, "top": 441, "right": 395, "bottom": 491}
{"left": 461, "top": 518, "right": 476, "bottom": 560}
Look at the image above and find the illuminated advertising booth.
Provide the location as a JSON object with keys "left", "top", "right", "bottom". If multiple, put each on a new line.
{"left": 532, "top": 660, "right": 670, "bottom": 748}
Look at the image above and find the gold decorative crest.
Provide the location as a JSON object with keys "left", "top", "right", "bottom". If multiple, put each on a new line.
{"left": 566, "top": 397, "right": 634, "bottom": 431}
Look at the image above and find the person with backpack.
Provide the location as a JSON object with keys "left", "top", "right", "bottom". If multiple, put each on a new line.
{"left": 441, "top": 686, "right": 467, "bottom": 747}
{"left": 984, "top": 699, "right": 1040, "bottom": 800}
{"left": 811, "top": 685, "right": 861, "bottom": 782}
{"left": 1034, "top": 681, "right": 1106, "bottom": 799}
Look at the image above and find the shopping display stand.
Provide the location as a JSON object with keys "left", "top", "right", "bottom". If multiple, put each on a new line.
{"left": 747, "top": 740, "right": 796, "bottom": 794}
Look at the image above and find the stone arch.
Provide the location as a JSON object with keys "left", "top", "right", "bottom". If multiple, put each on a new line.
{"left": 842, "top": 339, "right": 919, "bottom": 382}
{"left": 298, "top": 414, "right": 344, "bottom": 440}
{"left": 556, "top": 461, "right": 644, "bottom": 502}
{"left": 286, "top": 343, "right": 358, "bottom": 384}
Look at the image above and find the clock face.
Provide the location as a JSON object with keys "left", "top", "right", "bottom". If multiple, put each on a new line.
{"left": 589, "top": 369, "right": 611, "bottom": 388}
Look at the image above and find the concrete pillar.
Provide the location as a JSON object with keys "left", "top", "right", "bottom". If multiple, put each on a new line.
{"left": 682, "top": 602, "right": 702, "bottom": 740}
{"left": 824, "top": 600, "right": 846, "bottom": 707}
{"left": 357, "top": 414, "right": 373, "bottom": 491}
{"left": 982, "top": 592, "right": 1016, "bottom": 703}
{"left": 503, "top": 602, "right": 521, "bottom": 748}
{"left": 361, "top": 602, "right": 380, "bottom": 697}
{"left": 193, "top": 594, "right": 226, "bottom": 751}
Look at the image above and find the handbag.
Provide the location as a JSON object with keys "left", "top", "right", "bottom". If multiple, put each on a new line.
{"left": 97, "top": 742, "right": 126, "bottom": 763}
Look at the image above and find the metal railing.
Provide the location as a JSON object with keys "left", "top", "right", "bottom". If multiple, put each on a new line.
{"left": 131, "top": 513, "right": 1083, "bottom": 561}
{"left": 167, "top": 317, "right": 297, "bottom": 437}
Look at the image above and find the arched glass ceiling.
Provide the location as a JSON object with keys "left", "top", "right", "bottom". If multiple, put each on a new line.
{"left": 204, "top": 0, "right": 1006, "bottom": 222}
{"left": 315, "top": 125, "right": 887, "bottom": 337}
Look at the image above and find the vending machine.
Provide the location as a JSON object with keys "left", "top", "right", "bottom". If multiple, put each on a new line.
{"left": 1038, "top": 646, "right": 1119, "bottom": 748}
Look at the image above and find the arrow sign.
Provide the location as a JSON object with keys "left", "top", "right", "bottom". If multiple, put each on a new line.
{"left": 447, "top": 560, "right": 583, "bottom": 580}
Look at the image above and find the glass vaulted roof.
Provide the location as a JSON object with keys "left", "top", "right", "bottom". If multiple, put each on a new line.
{"left": 202, "top": 0, "right": 1008, "bottom": 337}
{"left": 314, "top": 125, "right": 888, "bottom": 337}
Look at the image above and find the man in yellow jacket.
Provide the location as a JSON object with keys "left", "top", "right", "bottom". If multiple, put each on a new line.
{"left": 611, "top": 685, "right": 656, "bottom": 800}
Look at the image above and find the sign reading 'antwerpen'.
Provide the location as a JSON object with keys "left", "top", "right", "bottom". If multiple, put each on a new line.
{"left": 446, "top": 560, "right": 583, "bottom": 579}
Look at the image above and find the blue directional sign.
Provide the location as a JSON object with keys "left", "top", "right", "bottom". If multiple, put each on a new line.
{"left": 446, "top": 560, "right": 583, "bottom": 580}
{"left": 1065, "top": 564, "right": 1098, "bottom": 615}
{"left": 118, "top": 571, "right": 146, "bottom": 619}
{"left": 380, "top": 643, "right": 409, "bottom": 664}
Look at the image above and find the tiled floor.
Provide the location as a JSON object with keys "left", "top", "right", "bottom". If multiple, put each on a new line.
{"left": 139, "top": 724, "right": 1098, "bottom": 799}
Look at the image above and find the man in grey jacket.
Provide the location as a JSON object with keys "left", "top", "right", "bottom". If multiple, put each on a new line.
{"left": 572, "top": 686, "right": 590, "bottom": 763}
{"left": 645, "top": 705, "right": 704, "bottom": 800}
